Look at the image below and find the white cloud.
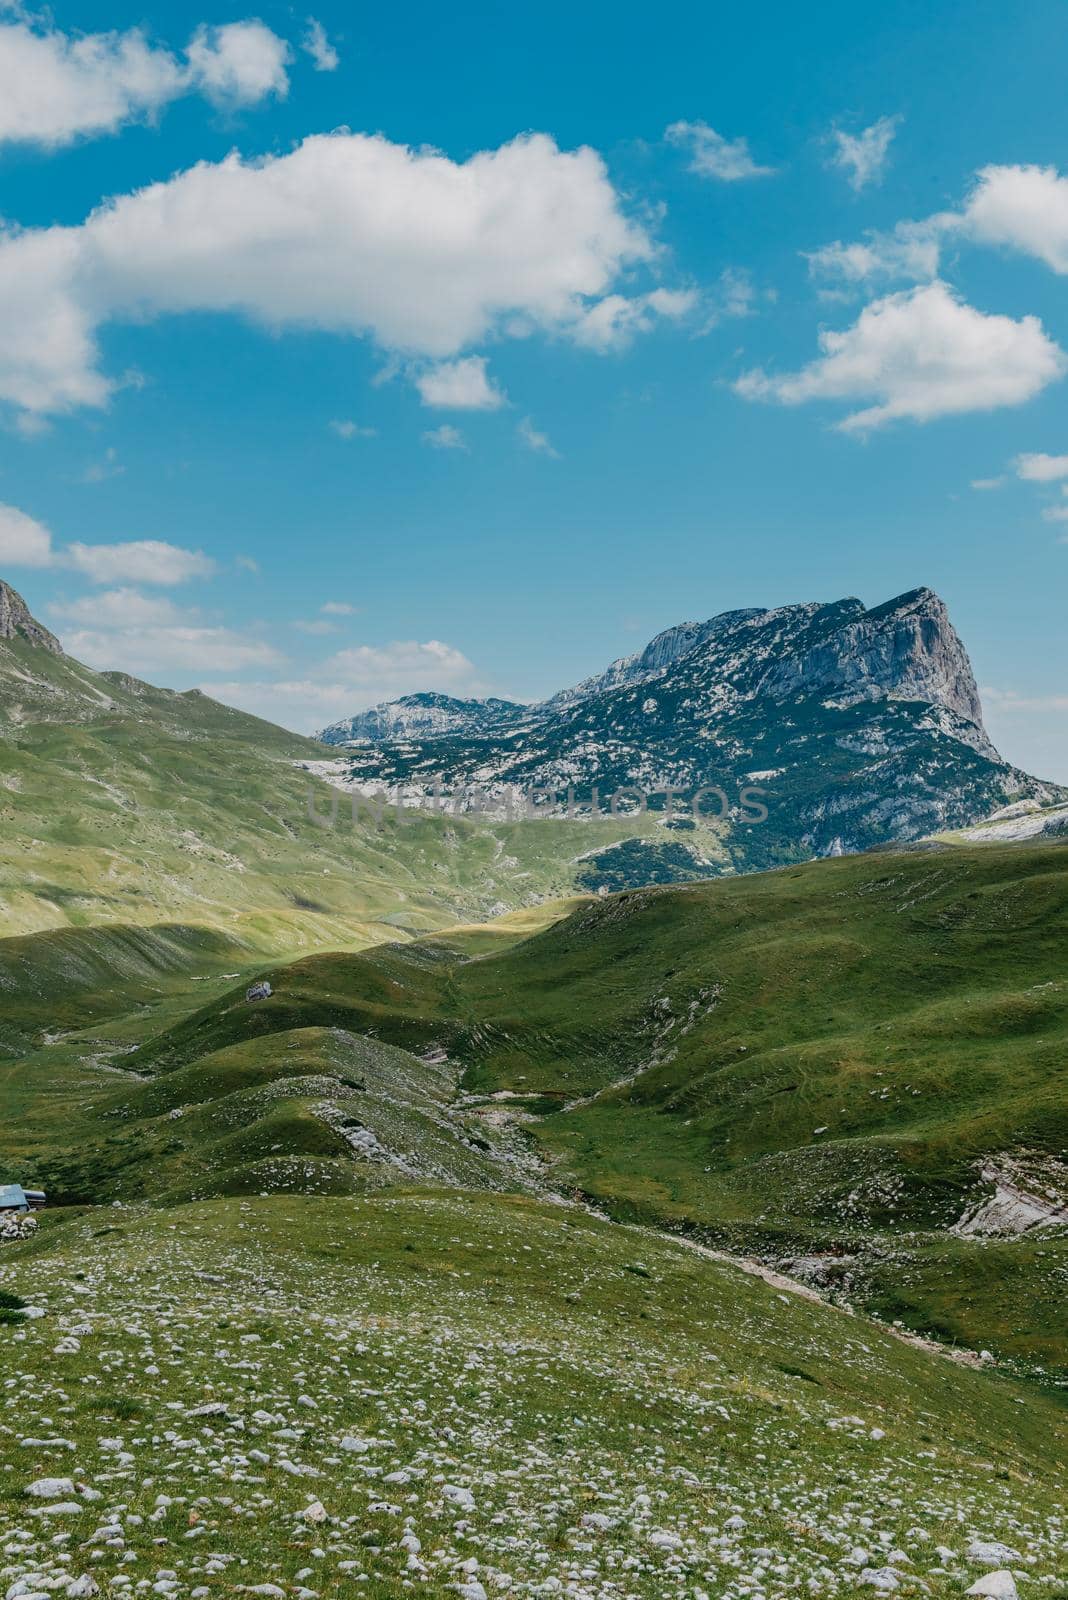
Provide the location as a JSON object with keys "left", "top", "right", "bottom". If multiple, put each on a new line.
{"left": 50, "top": 588, "right": 283, "bottom": 674}
{"left": 328, "top": 638, "right": 478, "bottom": 692}
{"left": 808, "top": 163, "right": 1068, "bottom": 294}
{"left": 422, "top": 424, "right": 467, "bottom": 451}
{"left": 571, "top": 287, "right": 697, "bottom": 351}
{"left": 805, "top": 219, "right": 946, "bottom": 289}
{"left": 321, "top": 600, "right": 356, "bottom": 615}
{"left": 66, "top": 624, "right": 282, "bottom": 674}
{"left": 329, "top": 419, "right": 377, "bottom": 439}
{"left": 970, "top": 476, "right": 1006, "bottom": 491}
{"left": 0, "top": 130, "right": 662, "bottom": 419}
{"left": 828, "top": 116, "right": 900, "bottom": 192}
{"left": 1041, "top": 503, "right": 1068, "bottom": 523}
{"left": 66, "top": 538, "right": 216, "bottom": 585}
{"left": 1013, "top": 451, "right": 1068, "bottom": 481}
{"left": 49, "top": 587, "right": 185, "bottom": 627}
{"left": 517, "top": 417, "right": 559, "bottom": 457}
{"left": 0, "top": 17, "right": 289, "bottom": 148}
{"left": 665, "top": 120, "right": 775, "bottom": 181}
{"left": 736, "top": 281, "right": 1065, "bottom": 432}
{"left": 0, "top": 501, "right": 53, "bottom": 567}
{"left": 0, "top": 505, "right": 218, "bottom": 583}
{"left": 415, "top": 356, "right": 506, "bottom": 410}
{"left": 959, "top": 164, "right": 1068, "bottom": 273}
{"left": 302, "top": 18, "right": 338, "bottom": 72}
{"left": 201, "top": 637, "right": 488, "bottom": 729}
{"left": 184, "top": 21, "right": 290, "bottom": 106}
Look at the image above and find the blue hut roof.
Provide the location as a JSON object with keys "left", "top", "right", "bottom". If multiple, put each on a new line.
{"left": 0, "top": 1184, "right": 28, "bottom": 1210}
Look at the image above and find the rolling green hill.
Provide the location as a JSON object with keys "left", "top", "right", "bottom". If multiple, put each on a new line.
{"left": 5, "top": 840, "right": 1064, "bottom": 1375}
{"left": 0, "top": 581, "right": 658, "bottom": 947}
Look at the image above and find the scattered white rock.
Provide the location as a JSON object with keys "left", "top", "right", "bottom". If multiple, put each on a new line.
{"left": 968, "top": 1573, "right": 1019, "bottom": 1600}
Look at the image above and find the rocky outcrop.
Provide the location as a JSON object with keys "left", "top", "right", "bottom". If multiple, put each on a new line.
{"left": 318, "top": 692, "right": 527, "bottom": 746}
{"left": 0, "top": 580, "right": 62, "bottom": 654}
{"left": 544, "top": 611, "right": 762, "bottom": 711}
{"left": 754, "top": 589, "right": 985, "bottom": 729}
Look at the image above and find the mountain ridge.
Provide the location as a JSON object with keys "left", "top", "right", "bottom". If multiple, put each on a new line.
{"left": 313, "top": 586, "right": 1064, "bottom": 870}
{"left": 317, "top": 588, "right": 988, "bottom": 746}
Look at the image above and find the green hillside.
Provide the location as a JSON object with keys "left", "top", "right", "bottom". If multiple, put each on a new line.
{"left": 0, "top": 625, "right": 656, "bottom": 949}
{"left": 62, "top": 840, "right": 1062, "bottom": 1374}
{"left": 0, "top": 1191, "right": 1064, "bottom": 1600}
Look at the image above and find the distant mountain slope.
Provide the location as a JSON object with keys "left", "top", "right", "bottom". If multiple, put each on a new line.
{"left": 318, "top": 690, "right": 527, "bottom": 745}
{"left": 0, "top": 579, "right": 647, "bottom": 944}
{"left": 324, "top": 588, "right": 1064, "bottom": 871}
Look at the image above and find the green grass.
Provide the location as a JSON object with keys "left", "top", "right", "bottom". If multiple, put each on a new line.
{"left": 0, "top": 633, "right": 656, "bottom": 950}
{"left": 0, "top": 1191, "right": 1065, "bottom": 1600}
{"left": 73, "top": 840, "right": 1066, "bottom": 1374}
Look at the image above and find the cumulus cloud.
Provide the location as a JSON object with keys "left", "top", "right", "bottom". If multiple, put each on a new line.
{"left": 970, "top": 476, "right": 1006, "bottom": 491}
{"left": 0, "top": 16, "right": 289, "bottom": 148}
{"left": 49, "top": 587, "right": 188, "bottom": 627}
{"left": 0, "top": 502, "right": 53, "bottom": 567}
{"left": 66, "top": 539, "right": 216, "bottom": 585}
{"left": 665, "top": 120, "right": 775, "bottom": 181}
{"left": 49, "top": 587, "right": 282, "bottom": 673}
{"left": 422, "top": 424, "right": 467, "bottom": 451}
{"left": 321, "top": 600, "right": 357, "bottom": 615}
{"left": 805, "top": 219, "right": 946, "bottom": 290}
{"left": 960, "top": 164, "right": 1068, "bottom": 273}
{"left": 0, "top": 506, "right": 213, "bottom": 583}
{"left": 302, "top": 18, "right": 338, "bottom": 72}
{"left": 736, "top": 281, "right": 1065, "bottom": 432}
{"left": 415, "top": 356, "right": 506, "bottom": 410}
{"left": 0, "top": 130, "right": 668, "bottom": 420}
{"left": 808, "top": 163, "right": 1068, "bottom": 293}
{"left": 1013, "top": 451, "right": 1068, "bottom": 481}
{"left": 828, "top": 116, "right": 900, "bottom": 192}
{"left": 66, "top": 623, "right": 282, "bottom": 673}
{"left": 201, "top": 637, "right": 488, "bottom": 729}
{"left": 571, "top": 288, "right": 696, "bottom": 351}
{"left": 184, "top": 21, "right": 290, "bottom": 106}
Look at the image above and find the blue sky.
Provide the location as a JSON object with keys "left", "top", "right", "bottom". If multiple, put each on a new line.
{"left": 1, "top": 0, "right": 1067, "bottom": 779}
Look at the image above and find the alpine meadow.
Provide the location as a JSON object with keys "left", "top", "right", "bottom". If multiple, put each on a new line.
{"left": 0, "top": 5, "right": 1066, "bottom": 1600}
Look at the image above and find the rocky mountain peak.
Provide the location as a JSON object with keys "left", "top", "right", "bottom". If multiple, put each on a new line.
{"left": 752, "top": 586, "right": 986, "bottom": 729}
{"left": 0, "top": 579, "right": 63, "bottom": 654}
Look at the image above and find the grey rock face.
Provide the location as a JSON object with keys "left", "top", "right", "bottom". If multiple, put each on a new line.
{"left": 318, "top": 692, "right": 527, "bottom": 747}
{"left": 544, "top": 611, "right": 763, "bottom": 711}
{"left": 754, "top": 588, "right": 985, "bottom": 729}
{"left": 0, "top": 580, "right": 63, "bottom": 654}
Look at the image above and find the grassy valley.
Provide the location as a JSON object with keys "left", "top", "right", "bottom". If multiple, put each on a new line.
{"left": 3, "top": 840, "right": 1065, "bottom": 1378}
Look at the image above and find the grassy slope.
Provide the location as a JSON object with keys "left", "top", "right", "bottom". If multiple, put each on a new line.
{"left": 0, "top": 1192, "right": 1064, "bottom": 1600}
{"left": 0, "top": 633, "right": 656, "bottom": 949}
{"left": 101, "top": 841, "right": 1067, "bottom": 1372}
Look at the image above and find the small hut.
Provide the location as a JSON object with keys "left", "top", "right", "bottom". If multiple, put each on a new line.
{"left": 0, "top": 1184, "right": 46, "bottom": 1212}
